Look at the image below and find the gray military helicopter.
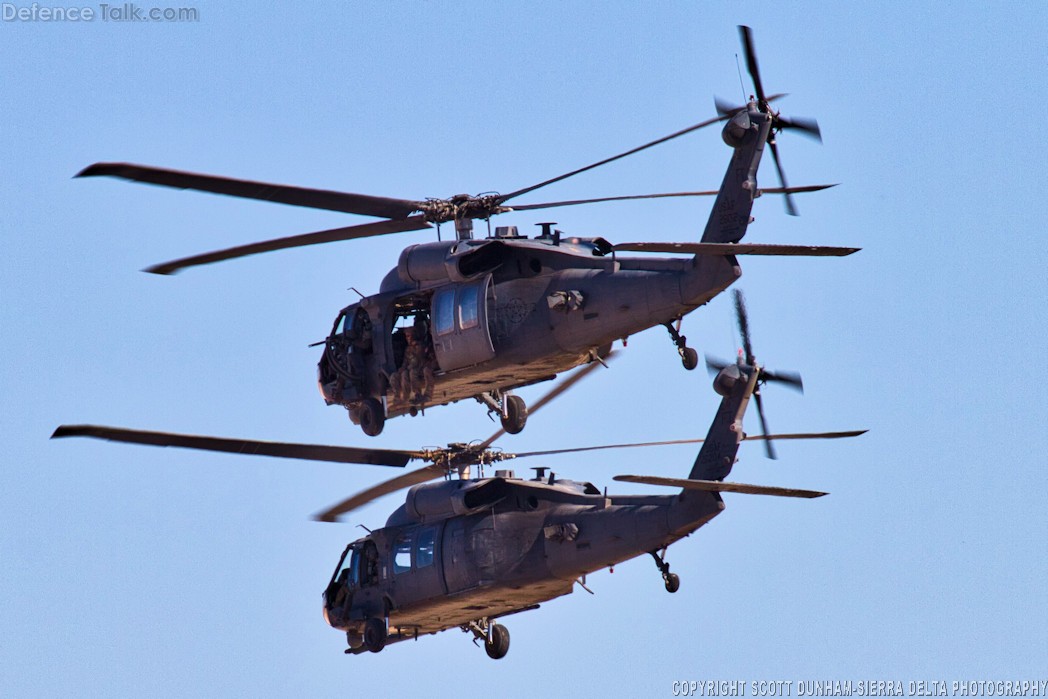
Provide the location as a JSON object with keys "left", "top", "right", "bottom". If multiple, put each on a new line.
{"left": 75, "top": 26, "right": 856, "bottom": 437}
{"left": 52, "top": 289, "right": 865, "bottom": 658}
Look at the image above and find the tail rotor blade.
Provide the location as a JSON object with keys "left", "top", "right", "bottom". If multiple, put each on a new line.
{"left": 768, "top": 140, "right": 798, "bottom": 216}
{"left": 733, "top": 289, "right": 754, "bottom": 365}
{"left": 739, "top": 25, "right": 767, "bottom": 104}
{"left": 778, "top": 115, "right": 822, "bottom": 142}
{"left": 753, "top": 390, "right": 777, "bottom": 460}
{"left": 761, "top": 369, "right": 804, "bottom": 393}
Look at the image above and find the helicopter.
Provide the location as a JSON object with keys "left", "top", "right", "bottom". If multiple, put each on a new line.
{"left": 74, "top": 26, "right": 858, "bottom": 437}
{"left": 52, "top": 289, "right": 866, "bottom": 658}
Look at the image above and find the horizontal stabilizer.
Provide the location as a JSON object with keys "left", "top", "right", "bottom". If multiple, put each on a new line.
{"left": 614, "top": 474, "right": 827, "bottom": 498}
{"left": 612, "top": 242, "right": 860, "bottom": 257}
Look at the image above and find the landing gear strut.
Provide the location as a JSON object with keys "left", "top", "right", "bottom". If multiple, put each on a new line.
{"left": 464, "top": 618, "right": 511, "bottom": 660}
{"left": 664, "top": 320, "right": 698, "bottom": 371}
{"left": 650, "top": 549, "right": 680, "bottom": 593}
{"left": 477, "top": 390, "right": 528, "bottom": 434}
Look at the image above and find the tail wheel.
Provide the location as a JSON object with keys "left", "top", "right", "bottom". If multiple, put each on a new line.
{"left": 681, "top": 347, "right": 699, "bottom": 371}
{"left": 484, "top": 623, "right": 510, "bottom": 660}
{"left": 358, "top": 398, "right": 385, "bottom": 437}
{"left": 664, "top": 573, "right": 681, "bottom": 594}
{"left": 500, "top": 395, "right": 527, "bottom": 434}
{"left": 363, "top": 618, "right": 387, "bottom": 653}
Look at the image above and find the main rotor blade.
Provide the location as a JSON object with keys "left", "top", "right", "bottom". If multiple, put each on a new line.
{"left": 734, "top": 289, "right": 754, "bottom": 366}
{"left": 504, "top": 429, "right": 869, "bottom": 460}
{"left": 508, "top": 191, "right": 719, "bottom": 211}
{"left": 51, "top": 425, "right": 426, "bottom": 467}
{"left": 615, "top": 475, "right": 827, "bottom": 499}
{"left": 739, "top": 25, "right": 767, "bottom": 105}
{"left": 144, "top": 215, "right": 431, "bottom": 274}
{"left": 76, "top": 163, "right": 423, "bottom": 219}
{"left": 612, "top": 241, "right": 858, "bottom": 257}
{"left": 498, "top": 115, "right": 728, "bottom": 203}
{"left": 505, "top": 429, "right": 867, "bottom": 461}
{"left": 313, "top": 464, "right": 446, "bottom": 522}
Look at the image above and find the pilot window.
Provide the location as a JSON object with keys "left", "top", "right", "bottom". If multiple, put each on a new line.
{"left": 416, "top": 526, "right": 437, "bottom": 568}
{"left": 393, "top": 532, "right": 413, "bottom": 574}
{"left": 458, "top": 286, "right": 479, "bottom": 330}
{"left": 433, "top": 289, "right": 455, "bottom": 336}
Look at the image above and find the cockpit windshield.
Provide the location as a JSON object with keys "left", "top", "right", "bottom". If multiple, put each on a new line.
{"left": 334, "top": 543, "right": 360, "bottom": 588}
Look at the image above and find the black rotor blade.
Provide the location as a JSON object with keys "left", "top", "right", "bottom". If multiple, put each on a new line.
{"left": 762, "top": 368, "right": 804, "bottom": 392}
{"left": 498, "top": 116, "right": 727, "bottom": 203}
{"left": 51, "top": 424, "right": 425, "bottom": 467}
{"left": 778, "top": 115, "right": 822, "bottom": 142}
{"left": 753, "top": 390, "right": 777, "bottom": 460}
{"left": 511, "top": 184, "right": 838, "bottom": 213}
{"left": 733, "top": 289, "right": 754, "bottom": 366}
{"left": 144, "top": 215, "right": 431, "bottom": 275}
{"left": 509, "top": 190, "right": 718, "bottom": 211}
{"left": 767, "top": 140, "right": 798, "bottom": 216}
{"left": 715, "top": 96, "right": 742, "bottom": 117}
{"left": 705, "top": 355, "right": 730, "bottom": 375}
{"left": 76, "top": 163, "right": 423, "bottom": 219}
{"left": 313, "top": 464, "right": 446, "bottom": 522}
{"left": 506, "top": 429, "right": 868, "bottom": 460}
{"left": 739, "top": 25, "right": 767, "bottom": 105}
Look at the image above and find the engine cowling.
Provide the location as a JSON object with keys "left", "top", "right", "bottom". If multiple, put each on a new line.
{"left": 397, "top": 240, "right": 508, "bottom": 285}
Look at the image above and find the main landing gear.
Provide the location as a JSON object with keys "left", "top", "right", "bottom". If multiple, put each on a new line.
{"left": 664, "top": 320, "right": 698, "bottom": 371}
{"left": 477, "top": 390, "right": 528, "bottom": 434}
{"left": 464, "top": 618, "right": 511, "bottom": 660}
{"left": 650, "top": 549, "right": 680, "bottom": 593}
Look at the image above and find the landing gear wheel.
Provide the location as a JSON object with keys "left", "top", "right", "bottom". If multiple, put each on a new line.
{"left": 358, "top": 398, "right": 385, "bottom": 437}
{"left": 484, "top": 623, "right": 510, "bottom": 660}
{"left": 664, "top": 573, "right": 681, "bottom": 594}
{"left": 681, "top": 347, "right": 699, "bottom": 371}
{"left": 500, "top": 395, "right": 527, "bottom": 435}
{"left": 346, "top": 630, "right": 364, "bottom": 651}
{"left": 363, "top": 618, "right": 387, "bottom": 653}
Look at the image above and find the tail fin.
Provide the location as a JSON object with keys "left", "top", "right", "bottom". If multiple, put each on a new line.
{"left": 699, "top": 107, "right": 774, "bottom": 244}
{"left": 688, "top": 364, "right": 758, "bottom": 481}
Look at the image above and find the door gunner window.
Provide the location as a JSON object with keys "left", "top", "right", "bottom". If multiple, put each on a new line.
{"left": 416, "top": 526, "right": 437, "bottom": 568}
{"left": 458, "top": 286, "right": 479, "bottom": 329}
{"left": 393, "top": 532, "right": 413, "bottom": 573}
{"left": 434, "top": 289, "right": 455, "bottom": 336}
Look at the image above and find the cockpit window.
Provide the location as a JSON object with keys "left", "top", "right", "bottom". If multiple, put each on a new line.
{"left": 416, "top": 526, "right": 437, "bottom": 568}
{"left": 335, "top": 544, "right": 360, "bottom": 587}
{"left": 393, "top": 532, "right": 413, "bottom": 574}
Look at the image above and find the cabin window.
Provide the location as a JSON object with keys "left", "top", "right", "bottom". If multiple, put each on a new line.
{"left": 433, "top": 288, "right": 455, "bottom": 336}
{"left": 393, "top": 532, "right": 413, "bottom": 574}
{"left": 458, "top": 286, "right": 480, "bottom": 330}
{"left": 416, "top": 526, "right": 437, "bottom": 568}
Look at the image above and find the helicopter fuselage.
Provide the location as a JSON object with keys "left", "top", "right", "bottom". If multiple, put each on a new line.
{"left": 317, "top": 235, "right": 740, "bottom": 429}
{"left": 322, "top": 473, "right": 724, "bottom": 652}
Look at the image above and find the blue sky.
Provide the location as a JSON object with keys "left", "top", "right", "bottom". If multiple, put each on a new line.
{"left": 2, "top": 2, "right": 1046, "bottom": 696}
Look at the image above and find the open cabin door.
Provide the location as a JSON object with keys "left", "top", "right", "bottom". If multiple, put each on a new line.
{"left": 430, "top": 274, "right": 495, "bottom": 372}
